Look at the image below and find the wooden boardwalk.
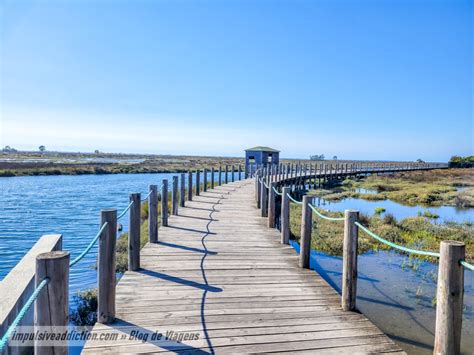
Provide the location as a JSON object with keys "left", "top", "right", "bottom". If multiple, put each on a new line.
{"left": 83, "top": 179, "right": 404, "bottom": 354}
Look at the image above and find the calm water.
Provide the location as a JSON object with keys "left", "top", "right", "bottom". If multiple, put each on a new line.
{"left": 312, "top": 194, "right": 474, "bottom": 224}
{"left": 1, "top": 173, "right": 473, "bottom": 354}
{"left": 0, "top": 172, "right": 235, "bottom": 294}
{"left": 290, "top": 242, "right": 474, "bottom": 354}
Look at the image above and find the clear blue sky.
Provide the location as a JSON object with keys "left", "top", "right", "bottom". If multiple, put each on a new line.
{"left": 1, "top": 0, "right": 472, "bottom": 161}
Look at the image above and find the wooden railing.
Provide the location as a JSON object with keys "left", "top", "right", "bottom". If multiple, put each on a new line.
{"left": 0, "top": 165, "right": 244, "bottom": 354}
{"left": 254, "top": 162, "right": 469, "bottom": 355}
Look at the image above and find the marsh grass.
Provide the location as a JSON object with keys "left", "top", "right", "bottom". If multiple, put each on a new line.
{"left": 346, "top": 169, "right": 474, "bottom": 207}
{"left": 288, "top": 204, "right": 474, "bottom": 262}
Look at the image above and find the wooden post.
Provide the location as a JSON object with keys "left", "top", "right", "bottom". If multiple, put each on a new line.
{"left": 257, "top": 172, "right": 262, "bottom": 208}
{"left": 231, "top": 165, "right": 235, "bottom": 182}
{"left": 203, "top": 168, "right": 208, "bottom": 192}
{"left": 196, "top": 170, "right": 200, "bottom": 196}
{"left": 187, "top": 171, "right": 193, "bottom": 201}
{"left": 268, "top": 182, "right": 276, "bottom": 228}
{"left": 98, "top": 209, "right": 117, "bottom": 324}
{"left": 218, "top": 166, "right": 222, "bottom": 185}
{"left": 149, "top": 185, "right": 158, "bottom": 243}
{"left": 225, "top": 165, "right": 229, "bottom": 184}
{"left": 238, "top": 165, "right": 242, "bottom": 180}
{"left": 211, "top": 167, "right": 215, "bottom": 188}
{"left": 172, "top": 176, "right": 178, "bottom": 215}
{"left": 129, "top": 193, "right": 141, "bottom": 271}
{"left": 35, "top": 251, "right": 69, "bottom": 355}
{"left": 281, "top": 187, "right": 290, "bottom": 244}
{"left": 434, "top": 241, "right": 465, "bottom": 355}
{"left": 260, "top": 178, "right": 268, "bottom": 217}
{"left": 161, "top": 179, "right": 168, "bottom": 227}
{"left": 180, "top": 173, "right": 185, "bottom": 207}
{"left": 342, "top": 210, "right": 359, "bottom": 311}
{"left": 299, "top": 195, "right": 312, "bottom": 269}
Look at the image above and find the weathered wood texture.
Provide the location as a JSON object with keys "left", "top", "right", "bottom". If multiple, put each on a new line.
{"left": 98, "top": 209, "right": 117, "bottom": 324}
{"left": 148, "top": 185, "right": 158, "bottom": 243}
{"left": 0, "top": 235, "right": 62, "bottom": 355}
{"left": 434, "top": 241, "right": 465, "bottom": 355}
{"left": 83, "top": 179, "right": 403, "bottom": 354}
{"left": 129, "top": 193, "right": 141, "bottom": 271}
{"left": 35, "top": 251, "right": 70, "bottom": 355}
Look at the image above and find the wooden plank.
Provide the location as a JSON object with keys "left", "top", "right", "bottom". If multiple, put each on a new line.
{"left": 83, "top": 179, "right": 405, "bottom": 354}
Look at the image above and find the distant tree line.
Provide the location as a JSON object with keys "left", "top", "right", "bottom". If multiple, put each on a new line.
{"left": 2, "top": 146, "right": 16, "bottom": 153}
{"left": 310, "top": 154, "right": 338, "bottom": 161}
{"left": 449, "top": 155, "right": 474, "bottom": 168}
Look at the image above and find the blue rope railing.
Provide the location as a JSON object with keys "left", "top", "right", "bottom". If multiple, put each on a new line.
{"left": 461, "top": 260, "right": 474, "bottom": 271}
{"left": 0, "top": 278, "right": 50, "bottom": 352}
{"left": 117, "top": 201, "right": 134, "bottom": 220}
{"left": 141, "top": 190, "right": 152, "bottom": 202}
{"left": 355, "top": 221, "right": 441, "bottom": 258}
{"left": 286, "top": 193, "right": 303, "bottom": 205}
{"left": 308, "top": 204, "right": 345, "bottom": 222}
{"left": 69, "top": 222, "right": 109, "bottom": 267}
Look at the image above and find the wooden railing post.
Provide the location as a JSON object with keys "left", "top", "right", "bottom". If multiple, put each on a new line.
{"left": 98, "top": 209, "right": 117, "bottom": 324}
{"left": 434, "top": 241, "right": 465, "bottom": 355}
{"left": 172, "top": 176, "right": 178, "bottom": 215}
{"left": 187, "top": 171, "right": 193, "bottom": 201}
{"left": 203, "top": 168, "right": 208, "bottom": 192}
{"left": 129, "top": 193, "right": 141, "bottom": 271}
{"left": 268, "top": 182, "right": 276, "bottom": 228}
{"left": 211, "top": 167, "right": 215, "bottom": 188}
{"left": 299, "top": 195, "right": 312, "bottom": 269}
{"left": 180, "top": 173, "right": 185, "bottom": 207}
{"left": 238, "top": 165, "right": 242, "bottom": 180}
{"left": 231, "top": 165, "right": 235, "bottom": 182}
{"left": 161, "top": 179, "right": 168, "bottom": 226}
{"left": 195, "top": 170, "right": 200, "bottom": 196}
{"left": 149, "top": 185, "right": 158, "bottom": 243}
{"left": 281, "top": 187, "right": 290, "bottom": 244}
{"left": 218, "top": 166, "right": 222, "bottom": 185}
{"left": 225, "top": 165, "right": 229, "bottom": 184}
{"left": 256, "top": 172, "right": 262, "bottom": 208}
{"left": 35, "top": 251, "right": 70, "bottom": 355}
{"left": 342, "top": 210, "right": 359, "bottom": 311}
{"left": 260, "top": 178, "right": 268, "bottom": 217}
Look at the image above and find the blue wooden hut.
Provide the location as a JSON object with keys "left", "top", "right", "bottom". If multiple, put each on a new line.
{"left": 245, "top": 146, "right": 280, "bottom": 167}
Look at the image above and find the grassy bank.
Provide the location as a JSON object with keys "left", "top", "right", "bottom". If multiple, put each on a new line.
{"left": 314, "top": 169, "right": 474, "bottom": 208}
{"left": 289, "top": 203, "right": 474, "bottom": 263}
{"left": 0, "top": 151, "right": 244, "bottom": 177}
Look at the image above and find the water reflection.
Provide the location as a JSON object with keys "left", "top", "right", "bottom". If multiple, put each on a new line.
{"left": 290, "top": 241, "right": 474, "bottom": 354}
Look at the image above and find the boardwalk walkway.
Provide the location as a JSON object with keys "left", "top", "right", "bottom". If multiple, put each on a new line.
{"left": 83, "top": 179, "right": 404, "bottom": 354}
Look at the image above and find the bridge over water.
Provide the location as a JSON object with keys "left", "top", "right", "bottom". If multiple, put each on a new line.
{"left": 2, "top": 162, "right": 470, "bottom": 355}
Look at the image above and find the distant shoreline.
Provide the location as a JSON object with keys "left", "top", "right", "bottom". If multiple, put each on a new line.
{"left": 0, "top": 150, "right": 443, "bottom": 177}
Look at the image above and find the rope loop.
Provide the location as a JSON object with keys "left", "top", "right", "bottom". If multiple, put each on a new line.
{"left": 461, "top": 260, "right": 474, "bottom": 271}
{"left": 0, "top": 277, "right": 50, "bottom": 352}
{"left": 70, "top": 222, "right": 109, "bottom": 267}
{"left": 117, "top": 200, "right": 134, "bottom": 220}
{"left": 355, "top": 221, "right": 440, "bottom": 258}
{"left": 286, "top": 193, "right": 303, "bottom": 205}
{"left": 272, "top": 186, "right": 283, "bottom": 196}
{"left": 308, "top": 204, "right": 344, "bottom": 221}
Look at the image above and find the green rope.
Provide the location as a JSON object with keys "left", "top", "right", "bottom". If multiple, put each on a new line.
{"left": 0, "top": 277, "right": 50, "bottom": 352}
{"left": 117, "top": 200, "right": 134, "bottom": 220}
{"left": 69, "top": 222, "right": 108, "bottom": 267}
{"left": 286, "top": 193, "right": 303, "bottom": 205}
{"left": 355, "top": 221, "right": 440, "bottom": 258}
{"left": 308, "top": 204, "right": 344, "bottom": 221}
{"left": 461, "top": 260, "right": 474, "bottom": 271}
{"left": 141, "top": 190, "right": 152, "bottom": 202}
{"left": 272, "top": 186, "right": 283, "bottom": 196}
